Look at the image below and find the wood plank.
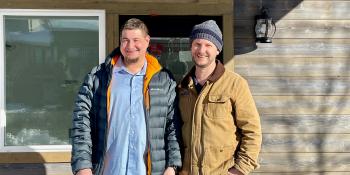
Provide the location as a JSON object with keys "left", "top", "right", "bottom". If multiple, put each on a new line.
{"left": 261, "top": 134, "right": 350, "bottom": 153}
{"left": 261, "top": 115, "right": 350, "bottom": 134}
{"left": 0, "top": 0, "right": 228, "bottom": 3}
{"left": 252, "top": 173, "right": 350, "bottom": 175}
{"left": 106, "top": 13, "right": 117, "bottom": 53}
{"left": 247, "top": 77, "right": 350, "bottom": 95}
{"left": 234, "top": 57, "right": 350, "bottom": 77}
{"left": 254, "top": 96, "right": 350, "bottom": 115}
{"left": 45, "top": 163, "right": 72, "bottom": 175}
{"left": 0, "top": 0, "right": 195, "bottom": 2}
{"left": 235, "top": 20, "right": 350, "bottom": 39}
{"left": 0, "top": 163, "right": 72, "bottom": 175}
{"left": 234, "top": 39, "right": 350, "bottom": 57}
{"left": 1, "top": 162, "right": 349, "bottom": 175}
{"left": 1, "top": 0, "right": 99, "bottom": 2}
{"left": 105, "top": 0, "right": 196, "bottom": 2}
{"left": 235, "top": 0, "right": 350, "bottom": 20}
{"left": 257, "top": 153, "right": 350, "bottom": 172}
{"left": 0, "top": 2, "right": 232, "bottom": 15}
{"left": 223, "top": 14, "right": 234, "bottom": 65}
{"left": 0, "top": 152, "right": 70, "bottom": 163}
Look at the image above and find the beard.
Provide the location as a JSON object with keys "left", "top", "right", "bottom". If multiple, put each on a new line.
{"left": 123, "top": 56, "right": 140, "bottom": 64}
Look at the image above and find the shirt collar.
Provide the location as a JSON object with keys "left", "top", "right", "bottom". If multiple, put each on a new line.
{"left": 180, "top": 60, "right": 225, "bottom": 88}
{"left": 115, "top": 56, "right": 147, "bottom": 76}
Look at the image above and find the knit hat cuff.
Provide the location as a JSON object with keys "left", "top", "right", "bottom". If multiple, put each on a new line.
{"left": 190, "top": 28, "right": 223, "bottom": 52}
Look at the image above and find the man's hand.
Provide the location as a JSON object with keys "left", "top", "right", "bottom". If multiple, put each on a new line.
{"left": 228, "top": 167, "right": 243, "bottom": 175}
{"left": 76, "top": 168, "right": 93, "bottom": 175}
{"left": 163, "top": 167, "right": 176, "bottom": 175}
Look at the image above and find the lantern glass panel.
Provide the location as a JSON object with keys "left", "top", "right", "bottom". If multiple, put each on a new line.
{"left": 266, "top": 19, "right": 275, "bottom": 38}
{"left": 255, "top": 19, "right": 267, "bottom": 38}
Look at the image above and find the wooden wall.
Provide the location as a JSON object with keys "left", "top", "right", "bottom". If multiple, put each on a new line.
{"left": 1, "top": 0, "right": 350, "bottom": 174}
{"left": 0, "top": 0, "right": 232, "bottom": 174}
{"left": 234, "top": 0, "right": 350, "bottom": 174}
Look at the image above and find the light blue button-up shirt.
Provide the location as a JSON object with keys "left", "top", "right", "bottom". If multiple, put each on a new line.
{"left": 103, "top": 58, "right": 147, "bottom": 175}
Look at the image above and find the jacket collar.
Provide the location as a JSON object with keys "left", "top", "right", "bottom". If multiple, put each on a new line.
{"left": 180, "top": 60, "right": 225, "bottom": 88}
{"left": 105, "top": 47, "right": 162, "bottom": 114}
{"left": 104, "top": 47, "right": 162, "bottom": 74}
{"left": 107, "top": 47, "right": 162, "bottom": 92}
{"left": 104, "top": 47, "right": 121, "bottom": 67}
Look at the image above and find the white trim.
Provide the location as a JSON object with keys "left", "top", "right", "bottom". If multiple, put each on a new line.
{"left": 1, "top": 145, "right": 72, "bottom": 152}
{"left": 0, "top": 9, "right": 105, "bottom": 17}
{"left": 0, "top": 10, "right": 5, "bottom": 151}
{"left": 99, "top": 12, "right": 106, "bottom": 63}
{"left": 0, "top": 9, "right": 106, "bottom": 152}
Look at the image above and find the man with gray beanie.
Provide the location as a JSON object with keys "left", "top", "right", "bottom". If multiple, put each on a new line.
{"left": 177, "top": 20, "right": 262, "bottom": 175}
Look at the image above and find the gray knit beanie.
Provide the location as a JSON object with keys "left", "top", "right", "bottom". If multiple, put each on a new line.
{"left": 190, "top": 20, "right": 223, "bottom": 52}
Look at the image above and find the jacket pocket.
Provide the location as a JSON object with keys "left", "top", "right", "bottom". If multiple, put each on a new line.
{"left": 205, "top": 95, "right": 231, "bottom": 119}
{"left": 205, "top": 145, "right": 235, "bottom": 175}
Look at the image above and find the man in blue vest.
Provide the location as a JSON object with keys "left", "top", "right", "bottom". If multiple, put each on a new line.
{"left": 70, "top": 18, "right": 182, "bottom": 175}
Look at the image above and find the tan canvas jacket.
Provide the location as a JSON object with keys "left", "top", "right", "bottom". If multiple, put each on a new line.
{"left": 177, "top": 61, "right": 262, "bottom": 175}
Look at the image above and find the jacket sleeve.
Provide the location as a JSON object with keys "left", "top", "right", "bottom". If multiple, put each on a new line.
{"left": 232, "top": 77, "right": 262, "bottom": 175}
{"left": 165, "top": 73, "right": 182, "bottom": 168}
{"left": 70, "top": 70, "right": 96, "bottom": 174}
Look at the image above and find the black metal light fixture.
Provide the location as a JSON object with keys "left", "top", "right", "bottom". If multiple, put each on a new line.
{"left": 255, "top": 7, "right": 276, "bottom": 43}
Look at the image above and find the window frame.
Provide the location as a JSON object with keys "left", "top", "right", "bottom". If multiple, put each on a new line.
{"left": 0, "top": 9, "right": 106, "bottom": 152}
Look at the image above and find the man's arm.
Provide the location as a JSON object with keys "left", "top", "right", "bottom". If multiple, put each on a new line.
{"left": 70, "top": 71, "right": 96, "bottom": 174}
{"left": 164, "top": 73, "right": 182, "bottom": 170}
{"left": 232, "top": 77, "right": 262, "bottom": 175}
{"left": 75, "top": 169, "right": 93, "bottom": 175}
{"left": 163, "top": 167, "right": 176, "bottom": 175}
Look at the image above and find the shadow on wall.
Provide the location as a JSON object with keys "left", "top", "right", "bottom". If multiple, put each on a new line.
{"left": 235, "top": 0, "right": 350, "bottom": 174}
{"left": 234, "top": 0, "right": 304, "bottom": 55}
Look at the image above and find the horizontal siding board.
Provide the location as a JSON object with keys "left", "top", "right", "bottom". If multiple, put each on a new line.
{"left": 105, "top": 0, "right": 195, "bottom": 2}
{"left": 261, "top": 134, "right": 350, "bottom": 153}
{"left": 1, "top": 160, "right": 349, "bottom": 175}
{"left": 1, "top": 0, "right": 195, "bottom": 2}
{"left": 0, "top": 2, "right": 232, "bottom": 15}
{"left": 257, "top": 153, "right": 350, "bottom": 172}
{"left": 235, "top": 0, "right": 350, "bottom": 20}
{"left": 254, "top": 96, "right": 350, "bottom": 115}
{"left": 234, "top": 57, "right": 350, "bottom": 77}
{"left": 235, "top": 20, "right": 350, "bottom": 39}
{"left": 45, "top": 163, "right": 72, "bottom": 175}
{"left": 234, "top": 39, "right": 350, "bottom": 57}
{"left": 261, "top": 115, "right": 350, "bottom": 134}
{"left": 247, "top": 77, "right": 350, "bottom": 95}
{"left": 0, "top": 163, "right": 72, "bottom": 175}
{"left": 0, "top": 0, "right": 98, "bottom": 2}
{"left": 252, "top": 173, "right": 350, "bottom": 175}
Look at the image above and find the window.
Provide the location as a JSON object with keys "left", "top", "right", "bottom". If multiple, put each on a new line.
{"left": 149, "top": 37, "right": 193, "bottom": 82}
{"left": 0, "top": 9, "right": 105, "bottom": 152}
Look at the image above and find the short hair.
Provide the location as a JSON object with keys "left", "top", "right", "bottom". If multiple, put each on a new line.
{"left": 121, "top": 18, "right": 149, "bottom": 35}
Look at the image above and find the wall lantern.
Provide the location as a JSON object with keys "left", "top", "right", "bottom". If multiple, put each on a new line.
{"left": 255, "top": 7, "right": 276, "bottom": 43}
